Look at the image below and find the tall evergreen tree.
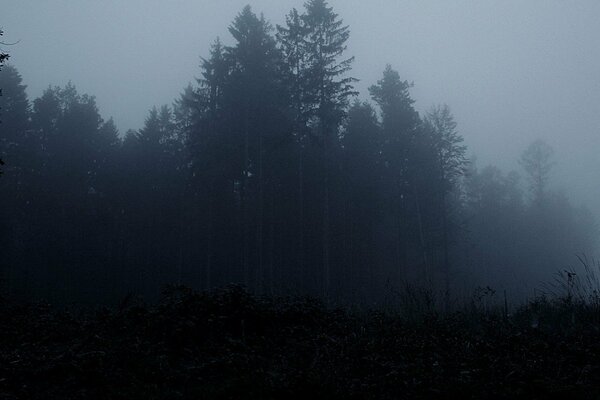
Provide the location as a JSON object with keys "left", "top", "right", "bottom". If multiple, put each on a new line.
{"left": 369, "top": 65, "right": 422, "bottom": 284}
{"left": 300, "top": 0, "right": 357, "bottom": 296}
{"left": 0, "top": 64, "right": 31, "bottom": 295}
{"left": 0, "top": 64, "right": 30, "bottom": 186}
{"left": 225, "top": 6, "right": 284, "bottom": 289}
{"left": 182, "top": 7, "right": 293, "bottom": 292}
{"left": 182, "top": 38, "right": 233, "bottom": 290}
{"left": 423, "top": 104, "right": 468, "bottom": 306}
{"left": 342, "top": 101, "right": 381, "bottom": 299}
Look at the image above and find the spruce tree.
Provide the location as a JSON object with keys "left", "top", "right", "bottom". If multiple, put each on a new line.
{"left": 301, "top": 0, "right": 357, "bottom": 296}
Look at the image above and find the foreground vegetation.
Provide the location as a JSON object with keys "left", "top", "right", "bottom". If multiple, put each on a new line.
{"left": 2, "top": 286, "right": 600, "bottom": 399}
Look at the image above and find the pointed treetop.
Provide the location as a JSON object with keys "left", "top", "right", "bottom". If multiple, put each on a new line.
{"left": 369, "top": 65, "right": 414, "bottom": 110}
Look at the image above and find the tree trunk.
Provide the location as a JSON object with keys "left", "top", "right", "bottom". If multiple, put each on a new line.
{"left": 414, "top": 185, "right": 429, "bottom": 283}
{"left": 256, "top": 130, "right": 264, "bottom": 293}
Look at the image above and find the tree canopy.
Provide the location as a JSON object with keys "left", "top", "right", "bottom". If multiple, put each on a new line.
{"left": 0, "top": 5, "right": 596, "bottom": 304}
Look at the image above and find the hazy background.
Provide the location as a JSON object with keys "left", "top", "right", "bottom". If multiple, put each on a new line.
{"left": 3, "top": 0, "right": 600, "bottom": 215}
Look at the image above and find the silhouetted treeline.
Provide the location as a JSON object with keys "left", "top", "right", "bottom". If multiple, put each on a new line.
{"left": 0, "top": 2, "right": 596, "bottom": 304}
{"left": 0, "top": 27, "right": 10, "bottom": 174}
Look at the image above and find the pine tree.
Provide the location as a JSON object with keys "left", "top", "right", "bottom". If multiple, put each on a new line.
{"left": 0, "top": 29, "right": 12, "bottom": 175}
{"left": 369, "top": 65, "right": 422, "bottom": 283}
{"left": 301, "top": 0, "right": 357, "bottom": 296}
{"left": 226, "top": 6, "right": 283, "bottom": 289}
{"left": 342, "top": 101, "right": 381, "bottom": 298}
{"left": 520, "top": 139, "right": 554, "bottom": 205}
{"left": 0, "top": 64, "right": 30, "bottom": 183}
{"left": 423, "top": 105, "right": 468, "bottom": 307}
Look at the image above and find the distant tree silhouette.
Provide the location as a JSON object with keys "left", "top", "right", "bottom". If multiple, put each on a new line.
{"left": 0, "top": 65, "right": 31, "bottom": 183}
{"left": 423, "top": 104, "right": 468, "bottom": 306}
{"left": 369, "top": 65, "right": 422, "bottom": 283}
{"left": 342, "top": 101, "right": 381, "bottom": 298}
{"left": 300, "top": 0, "right": 357, "bottom": 296}
{"left": 520, "top": 139, "right": 555, "bottom": 205}
{"left": 0, "top": 29, "right": 8, "bottom": 65}
{"left": 0, "top": 8, "right": 596, "bottom": 305}
{"left": 0, "top": 28, "right": 10, "bottom": 175}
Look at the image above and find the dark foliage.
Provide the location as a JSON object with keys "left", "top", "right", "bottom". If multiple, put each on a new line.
{"left": 0, "top": 27, "right": 9, "bottom": 173}
{"left": 0, "top": 2, "right": 596, "bottom": 305}
{"left": 1, "top": 287, "right": 600, "bottom": 399}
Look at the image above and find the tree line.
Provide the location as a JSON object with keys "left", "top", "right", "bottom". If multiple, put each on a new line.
{"left": 0, "top": 2, "right": 596, "bottom": 304}
{"left": 1, "top": 27, "right": 10, "bottom": 174}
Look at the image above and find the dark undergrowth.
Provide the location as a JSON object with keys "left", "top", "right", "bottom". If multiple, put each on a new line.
{"left": 2, "top": 285, "right": 600, "bottom": 399}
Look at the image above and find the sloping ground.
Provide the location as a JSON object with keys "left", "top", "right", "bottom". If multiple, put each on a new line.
{"left": 1, "top": 286, "right": 600, "bottom": 399}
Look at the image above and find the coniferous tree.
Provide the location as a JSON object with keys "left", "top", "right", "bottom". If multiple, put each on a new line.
{"left": 23, "top": 83, "right": 110, "bottom": 300}
{"left": 0, "top": 64, "right": 30, "bottom": 295}
{"left": 342, "top": 101, "right": 381, "bottom": 299}
{"left": 0, "top": 65, "right": 30, "bottom": 189}
{"left": 277, "top": 8, "right": 310, "bottom": 292}
{"left": 369, "top": 65, "right": 422, "bottom": 284}
{"left": 0, "top": 7, "right": 596, "bottom": 306}
{"left": 121, "top": 105, "right": 184, "bottom": 295}
{"left": 300, "top": 0, "right": 357, "bottom": 296}
{"left": 182, "top": 39, "right": 232, "bottom": 290}
{"left": 423, "top": 105, "right": 468, "bottom": 304}
{"left": 225, "top": 6, "right": 285, "bottom": 289}
{"left": 520, "top": 139, "right": 554, "bottom": 206}
{"left": 182, "top": 7, "right": 293, "bottom": 292}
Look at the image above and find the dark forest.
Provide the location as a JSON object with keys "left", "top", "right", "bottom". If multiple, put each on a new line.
{"left": 1, "top": 3, "right": 600, "bottom": 398}
{"left": 1, "top": 3, "right": 596, "bottom": 306}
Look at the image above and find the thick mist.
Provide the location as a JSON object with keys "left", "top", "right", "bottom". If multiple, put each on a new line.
{"left": 3, "top": 3, "right": 600, "bottom": 396}
{"left": 1, "top": 1, "right": 599, "bottom": 305}
{"left": 4, "top": 1, "right": 600, "bottom": 215}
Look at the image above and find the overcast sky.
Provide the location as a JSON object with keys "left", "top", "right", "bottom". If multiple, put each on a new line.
{"left": 3, "top": 0, "right": 600, "bottom": 213}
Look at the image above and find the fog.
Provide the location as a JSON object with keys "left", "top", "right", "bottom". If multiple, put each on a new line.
{"left": 5, "top": 1, "right": 600, "bottom": 213}
{"left": 2, "top": 1, "right": 600, "bottom": 304}
{"left": 4, "top": 4, "right": 600, "bottom": 395}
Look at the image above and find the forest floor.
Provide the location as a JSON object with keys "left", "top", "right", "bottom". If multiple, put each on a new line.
{"left": 1, "top": 286, "right": 600, "bottom": 399}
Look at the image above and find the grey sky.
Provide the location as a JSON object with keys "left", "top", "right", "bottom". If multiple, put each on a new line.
{"left": 3, "top": 0, "right": 600, "bottom": 213}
